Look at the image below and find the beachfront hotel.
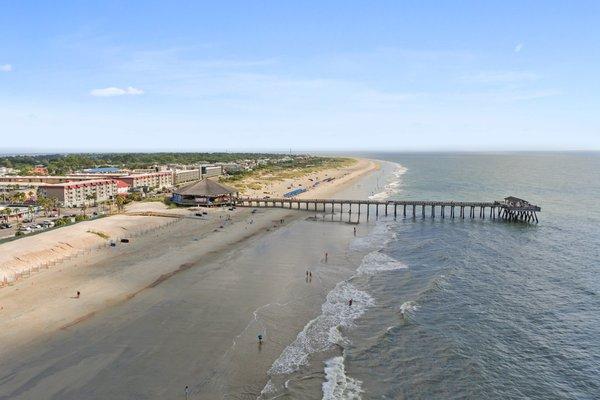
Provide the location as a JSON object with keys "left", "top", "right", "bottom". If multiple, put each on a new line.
{"left": 0, "top": 175, "right": 97, "bottom": 184}
{"left": 173, "top": 169, "right": 201, "bottom": 185}
{"left": 38, "top": 179, "right": 118, "bottom": 207}
{"left": 114, "top": 172, "right": 173, "bottom": 190}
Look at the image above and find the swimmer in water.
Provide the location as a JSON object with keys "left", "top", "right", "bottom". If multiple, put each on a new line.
{"left": 348, "top": 299, "right": 353, "bottom": 306}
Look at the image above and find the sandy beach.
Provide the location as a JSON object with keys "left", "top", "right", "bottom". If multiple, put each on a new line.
{"left": 0, "top": 157, "right": 379, "bottom": 399}
{"left": 0, "top": 158, "right": 376, "bottom": 285}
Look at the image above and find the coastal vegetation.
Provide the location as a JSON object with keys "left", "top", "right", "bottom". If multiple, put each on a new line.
{"left": 0, "top": 153, "right": 294, "bottom": 175}
{"left": 220, "top": 156, "right": 355, "bottom": 191}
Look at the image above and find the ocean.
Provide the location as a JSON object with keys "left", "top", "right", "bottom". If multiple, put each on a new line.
{"left": 262, "top": 152, "right": 600, "bottom": 399}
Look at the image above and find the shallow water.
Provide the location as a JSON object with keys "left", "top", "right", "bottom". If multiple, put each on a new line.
{"left": 264, "top": 153, "right": 600, "bottom": 399}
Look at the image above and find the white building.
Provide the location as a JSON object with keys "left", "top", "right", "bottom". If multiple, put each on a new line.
{"left": 39, "top": 179, "right": 118, "bottom": 207}
{"left": 173, "top": 169, "right": 201, "bottom": 185}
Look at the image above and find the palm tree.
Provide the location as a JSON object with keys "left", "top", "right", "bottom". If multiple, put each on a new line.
{"left": 50, "top": 197, "right": 60, "bottom": 217}
{"left": 37, "top": 195, "right": 49, "bottom": 217}
{"left": 2, "top": 207, "right": 11, "bottom": 223}
{"left": 10, "top": 192, "right": 21, "bottom": 204}
{"left": 13, "top": 208, "right": 20, "bottom": 223}
{"left": 28, "top": 205, "right": 35, "bottom": 223}
{"left": 116, "top": 195, "right": 126, "bottom": 213}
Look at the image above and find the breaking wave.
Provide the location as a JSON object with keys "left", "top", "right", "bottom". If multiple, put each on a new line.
{"left": 268, "top": 282, "right": 374, "bottom": 375}
{"left": 368, "top": 163, "right": 407, "bottom": 200}
{"left": 349, "top": 222, "right": 395, "bottom": 252}
{"left": 357, "top": 251, "right": 408, "bottom": 275}
{"left": 400, "top": 300, "right": 419, "bottom": 315}
{"left": 322, "top": 356, "right": 364, "bottom": 400}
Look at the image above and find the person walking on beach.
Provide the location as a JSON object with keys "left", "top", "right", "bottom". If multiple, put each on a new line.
{"left": 76, "top": 291, "right": 80, "bottom": 299}
{"left": 185, "top": 385, "right": 190, "bottom": 399}
{"left": 325, "top": 252, "right": 328, "bottom": 262}
{"left": 353, "top": 227, "right": 356, "bottom": 236}
{"left": 257, "top": 334, "right": 263, "bottom": 344}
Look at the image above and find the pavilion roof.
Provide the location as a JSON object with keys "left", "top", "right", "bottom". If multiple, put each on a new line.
{"left": 175, "top": 179, "right": 237, "bottom": 197}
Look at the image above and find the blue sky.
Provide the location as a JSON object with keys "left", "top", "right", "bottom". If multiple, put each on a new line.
{"left": 1, "top": 1, "right": 599, "bottom": 152}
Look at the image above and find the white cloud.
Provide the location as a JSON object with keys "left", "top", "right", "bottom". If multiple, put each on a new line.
{"left": 509, "top": 89, "right": 560, "bottom": 100}
{"left": 0, "top": 64, "right": 12, "bottom": 72}
{"left": 514, "top": 43, "right": 524, "bottom": 52}
{"left": 90, "top": 86, "right": 144, "bottom": 97}
{"left": 461, "top": 70, "right": 538, "bottom": 84}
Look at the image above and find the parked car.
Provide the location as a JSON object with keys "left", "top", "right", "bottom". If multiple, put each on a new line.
{"left": 0, "top": 223, "right": 12, "bottom": 229}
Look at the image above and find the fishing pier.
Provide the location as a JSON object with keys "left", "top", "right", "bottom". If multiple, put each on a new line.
{"left": 235, "top": 196, "right": 541, "bottom": 223}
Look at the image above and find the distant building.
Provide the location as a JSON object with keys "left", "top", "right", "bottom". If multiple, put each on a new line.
{"left": 0, "top": 182, "right": 43, "bottom": 202}
{"left": 32, "top": 165, "right": 49, "bottom": 175}
{"left": 0, "top": 166, "right": 17, "bottom": 176}
{"left": 201, "top": 165, "right": 223, "bottom": 178}
{"left": 503, "top": 196, "right": 530, "bottom": 208}
{"left": 0, "top": 205, "right": 38, "bottom": 222}
{"left": 171, "top": 179, "right": 238, "bottom": 206}
{"left": 173, "top": 169, "right": 201, "bottom": 185}
{"left": 116, "top": 180, "right": 130, "bottom": 194}
{"left": 82, "top": 167, "right": 122, "bottom": 174}
{"left": 1, "top": 172, "right": 173, "bottom": 193}
{"left": 115, "top": 172, "right": 173, "bottom": 191}
{"left": 221, "top": 163, "right": 244, "bottom": 173}
{"left": 39, "top": 179, "right": 118, "bottom": 207}
{"left": 0, "top": 175, "right": 97, "bottom": 184}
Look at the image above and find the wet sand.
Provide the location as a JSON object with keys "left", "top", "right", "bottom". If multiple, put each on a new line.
{"left": 0, "top": 158, "right": 376, "bottom": 284}
{"left": 0, "top": 159, "right": 380, "bottom": 400}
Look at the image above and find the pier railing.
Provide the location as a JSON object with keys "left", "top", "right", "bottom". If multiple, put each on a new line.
{"left": 234, "top": 197, "right": 541, "bottom": 223}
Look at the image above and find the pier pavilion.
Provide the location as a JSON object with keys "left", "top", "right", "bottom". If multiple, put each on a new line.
{"left": 171, "top": 179, "right": 238, "bottom": 206}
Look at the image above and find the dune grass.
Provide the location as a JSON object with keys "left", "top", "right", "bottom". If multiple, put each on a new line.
{"left": 220, "top": 157, "right": 355, "bottom": 192}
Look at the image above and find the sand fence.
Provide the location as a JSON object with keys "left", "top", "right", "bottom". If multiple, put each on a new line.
{"left": 0, "top": 215, "right": 180, "bottom": 287}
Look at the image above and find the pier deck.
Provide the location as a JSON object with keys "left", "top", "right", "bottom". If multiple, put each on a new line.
{"left": 234, "top": 196, "right": 541, "bottom": 223}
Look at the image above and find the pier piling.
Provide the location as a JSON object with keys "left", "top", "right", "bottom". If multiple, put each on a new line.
{"left": 234, "top": 196, "right": 540, "bottom": 224}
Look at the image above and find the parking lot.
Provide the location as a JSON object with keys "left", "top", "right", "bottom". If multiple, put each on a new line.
{"left": 0, "top": 205, "right": 106, "bottom": 241}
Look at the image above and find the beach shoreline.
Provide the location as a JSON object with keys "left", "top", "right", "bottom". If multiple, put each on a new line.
{"left": 0, "top": 158, "right": 377, "bottom": 359}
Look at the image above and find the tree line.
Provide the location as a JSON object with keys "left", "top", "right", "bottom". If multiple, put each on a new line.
{"left": 1, "top": 153, "right": 292, "bottom": 175}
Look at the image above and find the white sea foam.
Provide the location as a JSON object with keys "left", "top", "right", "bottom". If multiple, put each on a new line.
{"left": 268, "top": 282, "right": 374, "bottom": 375}
{"left": 322, "top": 356, "right": 363, "bottom": 400}
{"left": 349, "top": 222, "right": 395, "bottom": 252}
{"left": 260, "top": 379, "right": 276, "bottom": 397}
{"left": 357, "top": 251, "right": 408, "bottom": 275}
{"left": 368, "top": 163, "right": 407, "bottom": 200}
{"left": 400, "top": 301, "right": 419, "bottom": 315}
